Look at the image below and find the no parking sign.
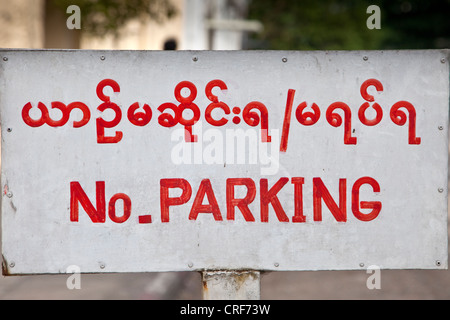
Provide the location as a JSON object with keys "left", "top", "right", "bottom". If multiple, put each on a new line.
{"left": 1, "top": 49, "right": 448, "bottom": 275}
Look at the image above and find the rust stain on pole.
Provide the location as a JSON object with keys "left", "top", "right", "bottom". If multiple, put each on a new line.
{"left": 202, "top": 270, "right": 261, "bottom": 300}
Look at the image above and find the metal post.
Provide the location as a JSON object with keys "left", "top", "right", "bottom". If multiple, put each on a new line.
{"left": 202, "top": 270, "right": 260, "bottom": 300}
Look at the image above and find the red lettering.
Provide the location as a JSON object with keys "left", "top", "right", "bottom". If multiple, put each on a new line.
{"left": 67, "top": 101, "right": 91, "bottom": 128}
{"left": 359, "top": 79, "right": 383, "bottom": 126}
{"left": 205, "top": 79, "right": 230, "bottom": 126}
{"left": 22, "top": 101, "right": 90, "bottom": 128}
{"left": 189, "top": 179, "right": 223, "bottom": 221}
{"left": 175, "top": 81, "right": 200, "bottom": 142}
{"left": 313, "top": 178, "right": 346, "bottom": 222}
{"left": 295, "top": 102, "right": 321, "bottom": 126}
{"left": 157, "top": 102, "right": 179, "bottom": 127}
{"left": 242, "top": 102, "right": 271, "bottom": 143}
{"left": 390, "top": 101, "right": 421, "bottom": 144}
{"left": 70, "top": 176, "right": 382, "bottom": 225}
{"left": 70, "top": 181, "right": 106, "bottom": 223}
{"left": 280, "top": 89, "right": 295, "bottom": 152}
{"left": 291, "top": 177, "right": 306, "bottom": 223}
{"left": 326, "top": 102, "right": 357, "bottom": 145}
{"left": 160, "top": 178, "right": 192, "bottom": 222}
{"left": 226, "top": 178, "right": 256, "bottom": 221}
{"left": 260, "top": 178, "right": 289, "bottom": 222}
{"left": 138, "top": 215, "right": 152, "bottom": 224}
{"left": 127, "top": 102, "right": 152, "bottom": 126}
{"left": 108, "top": 193, "right": 132, "bottom": 223}
{"left": 352, "top": 177, "right": 382, "bottom": 221}
{"left": 45, "top": 101, "right": 70, "bottom": 127}
{"left": 96, "top": 79, "right": 123, "bottom": 144}
{"left": 22, "top": 102, "right": 48, "bottom": 127}
{"left": 22, "top": 78, "right": 420, "bottom": 148}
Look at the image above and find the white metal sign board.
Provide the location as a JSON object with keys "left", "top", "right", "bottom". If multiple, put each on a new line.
{"left": 1, "top": 49, "right": 448, "bottom": 275}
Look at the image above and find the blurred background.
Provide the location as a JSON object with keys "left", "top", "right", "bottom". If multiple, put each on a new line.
{"left": 0, "top": 0, "right": 449, "bottom": 300}
{"left": 1, "top": 0, "right": 449, "bottom": 51}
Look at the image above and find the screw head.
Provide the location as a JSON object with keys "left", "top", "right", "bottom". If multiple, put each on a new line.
{"left": 188, "top": 262, "right": 193, "bottom": 268}
{"left": 359, "top": 263, "right": 365, "bottom": 267}
{"left": 192, "top": 56, "right": 198, "bottom": 62}
{"left": 6, "top": 191, "right": 12, "bottom": 198}
{"left": 441, "top": 58, "right": 446, "bottom": 63}
{"left": 6, "top": 128, "right": 12, "bottom": 132}
{"left": 100, "top": 56, "right": 105, "bottom": 61}
{"left": 2, "top": 57, "right": 7, "bottom": 61}
{"left": 99, "top": 263, "right": 105, "bottom": 269}
{"left": 438, "top": 188, "right": 444, "bottom": 193}
{"left": 274, "top": 262, "right": 279, "bottom": 267}
{"left": 436, "top": 260, "right": 442, "bottom": 267}
{"left": 438, "top": 125, "right": 444, "bottom": 130}
{"left": 9, "top": 262, "right": 15, "bottom": 268}
{"left": 282, "top": 57, "right": 287, "bottom": 63}
{"left": 363, "top": 56, "right": 368, "bottom": 61}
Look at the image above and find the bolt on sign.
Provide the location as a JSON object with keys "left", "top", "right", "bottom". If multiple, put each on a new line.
{"left": 1, "top": 50, "right": 448, "bottom": 275}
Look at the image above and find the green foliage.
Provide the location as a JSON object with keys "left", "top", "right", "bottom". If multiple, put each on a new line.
{"left": 377, "top": 0, "right": 450, "bottom": 49}
{"left": 51, "top": 0, "right": 177, "bottom": 36}
{"left": 247, "top": 0, "right": 450, "bottom": 50}
{"left": 247, "top": 0, "right": 386, "bottom": 50}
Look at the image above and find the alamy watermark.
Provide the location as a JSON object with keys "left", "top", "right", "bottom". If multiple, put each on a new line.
{"left": 65, "top": 4, "right": 381, "bottom": 32}
{"left": 170, "top": 121, "right": 280, "bottom": 176}
{"left": 66, "top": 5, "right": 81, "bottom": 30}
{"left": 366, "top": 265, "right": 381, "bottom": 290}
{"left": 66, "top": 265, "right": 81, "bottom": 290}
{"left": 64, "top": 263, "right": 381, "bottom": 291}
{"left": 366, "top": 5, "right": 381, "bottom": 30}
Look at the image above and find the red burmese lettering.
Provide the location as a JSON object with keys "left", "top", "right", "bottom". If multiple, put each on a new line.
{"left": 175, "top": 81, "right": 200, "bottom": 142}
{"left": 358, "top": 78, "right": 383, "bottom": 126}
{"left": 157, "top": 81, "right": 200, "bottom": 142}
{"left": 243, "top": 101, "right": 271, "bottom": 143}
{"left": 45, "top": 101, "right": 70, "bottom": 127}
{"left": 295, "top": 101, "right": 321, "bottom": 126}
{"left": 96, "top": 79, "right": 120, "bottom": 101}
{"left": 22, "top": 101, "right": 90, "bottom": 128}
{"left": 68, "top": 101, "right": 91, "bottom": 128}
{"left": 96, "top": 79, "right": 123, "bottom": 144}
{"left": 280, "top": 89, "right": 295, "bottom": 152}
{"left": 127, "top": 102, "right": 152, "bottom": 126}
{"left": 360, "top": 79, "right": 384, "bottom": 102}
{"left": 157, "top": 102, "right": 179, "bottom": 127}
{"left": 205, "top": 79, "right": 230, "bottom": 126}
{"left": 22, "top": 102, "right": 48, "bottom": 127}
{"left": 390, "top": 100, "right": 421, "bottom": 145}
{"left": 326, "top": 102, "right": 357, "bottom": 145}
{"left": 22, "top": 78, "right": 420, "bottom": 149}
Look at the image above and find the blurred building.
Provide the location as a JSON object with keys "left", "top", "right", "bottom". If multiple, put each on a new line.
{"left": 0, "top": 0, "right": 261, "bottom": 50}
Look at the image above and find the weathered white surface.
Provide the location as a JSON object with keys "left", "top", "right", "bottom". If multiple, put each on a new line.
{"left": 0, "top": 49, "right": 448, "bottom": 275}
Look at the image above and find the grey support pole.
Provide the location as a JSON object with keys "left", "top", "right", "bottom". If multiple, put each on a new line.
{"left": 202, "top": 270, "right": 261, "bottom": 300}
